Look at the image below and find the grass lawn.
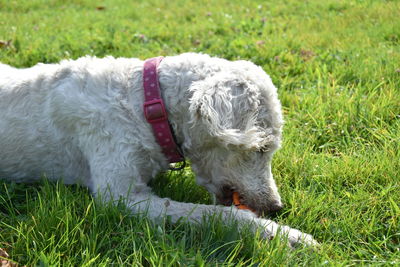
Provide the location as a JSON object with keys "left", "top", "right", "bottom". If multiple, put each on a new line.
{"left": 1, "top": 0, "right": 399, "bottom": 265}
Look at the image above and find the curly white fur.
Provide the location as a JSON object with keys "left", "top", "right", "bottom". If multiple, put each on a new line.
{"left": 0, "top": 53, "right": 317, "bottom": 247}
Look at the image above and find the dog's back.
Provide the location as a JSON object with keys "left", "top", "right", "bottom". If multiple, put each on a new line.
{"left": 0, "top": 60, "right": 92, "bottom": 183}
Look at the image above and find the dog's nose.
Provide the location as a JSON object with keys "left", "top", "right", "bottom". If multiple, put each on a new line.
{"left": 268, "top": 202, "right": 284, "bottom": 213}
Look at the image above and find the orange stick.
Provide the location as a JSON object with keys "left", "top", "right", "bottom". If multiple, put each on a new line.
{"left": 232, "top": 192, "right": 254, "bottom": 211}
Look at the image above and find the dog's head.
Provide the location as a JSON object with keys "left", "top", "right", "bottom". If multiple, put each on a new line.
{"left": 185, "top": 58, "right": 284, "bottom": 214}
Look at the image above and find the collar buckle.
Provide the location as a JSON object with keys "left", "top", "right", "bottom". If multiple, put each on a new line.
{"left": 144, "top": 99, "right": 168, "bottom": 123}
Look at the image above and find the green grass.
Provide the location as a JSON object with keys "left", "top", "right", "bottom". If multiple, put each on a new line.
{"left": 0, "top": 0, "right": 399, "bottom": 265}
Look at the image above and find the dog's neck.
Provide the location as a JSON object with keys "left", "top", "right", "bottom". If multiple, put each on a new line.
{"left": 157, "top": 65, "right": 195, "bottom": 157}
{"left": 123, "top": 54, "right": 223, "bottom": 161}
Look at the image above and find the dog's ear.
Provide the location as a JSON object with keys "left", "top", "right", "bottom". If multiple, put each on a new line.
{"left": 189, "top": 72, "right": 271, "bottom": 150}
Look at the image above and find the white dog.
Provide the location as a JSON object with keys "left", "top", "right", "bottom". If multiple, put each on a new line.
{"left": 0, "top": 53, "right": 317, "bottom": 247}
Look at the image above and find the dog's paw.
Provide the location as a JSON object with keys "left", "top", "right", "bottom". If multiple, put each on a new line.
{"left": 254, "top": 218, "right": 319, "bottom": 248}
{"left": 283, "top": 227, "right": 319, "bottom": 248}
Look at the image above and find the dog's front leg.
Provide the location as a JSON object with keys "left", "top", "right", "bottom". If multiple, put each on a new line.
{"left": 119, "top": 192, "right": 318, "bottom": 248}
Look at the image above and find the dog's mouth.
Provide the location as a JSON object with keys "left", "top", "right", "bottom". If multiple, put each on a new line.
{"left": 216, "top": 186, "right": 235, "bottom": 206}
{"left": 215, "top": 185, "right": 283, "bottom": 216}
{"left": 216, "top": 186, "right": 254, "bottom": 212}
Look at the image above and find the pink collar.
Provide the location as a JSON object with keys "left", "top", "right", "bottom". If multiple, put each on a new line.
{"left": 142, "top": 57, "right": 185, "bottom": 166}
